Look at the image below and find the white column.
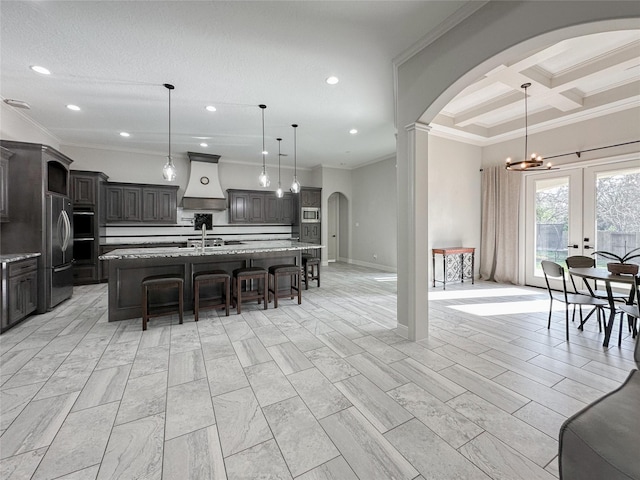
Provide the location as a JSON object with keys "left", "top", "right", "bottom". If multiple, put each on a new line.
{"left": 397, "top": 122, "right": 430, "bottom": 341}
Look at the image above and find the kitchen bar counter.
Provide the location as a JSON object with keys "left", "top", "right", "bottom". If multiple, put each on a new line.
{"left": 101, "top": 241, "right": 322, "bottom": 322}
{"left": 0, "top": 252, "right": 41, "bottom": 264}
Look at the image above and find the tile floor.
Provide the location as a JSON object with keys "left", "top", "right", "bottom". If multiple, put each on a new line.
{"left": 0, "top": 262, "right": 637, "bottom": 479}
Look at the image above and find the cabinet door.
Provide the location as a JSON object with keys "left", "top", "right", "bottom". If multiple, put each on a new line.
{"left": 281, "top": 194, "right": 294, "bottom": 224}
{"left": 105, "top": 186, "right": 123, "bottom": 222}
{"left": 8, "top": 270, "right": 37, "bottom": 324}
{"left": 264, "top": 195, "right": 279, "bottom": 223}
{"left": 248, "top": 194, "right": 265, "bottom": 223}
{"left": 158, "top": 188, "right": 176, "bottom": 222}
{"left": 0, "top": 157, "right": 8, "bottom": 222}
{"left": 23, "top": 270, "right": 38, "bottom": 316}
{"left": 229, "top": 192, "right": 250, "bottom": 223}
{"left": 72, "top": 175, "right": 96, "bottom": 205}
{"left": 142, "top": 188, "right": 159, "bottom": 221}
{"left": 123, "top": 187, "right": 142, "bottom": 221}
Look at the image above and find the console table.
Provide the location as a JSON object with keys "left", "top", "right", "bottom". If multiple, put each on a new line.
{"left": 432, "top": 247, "right": 475, "bottom": 289}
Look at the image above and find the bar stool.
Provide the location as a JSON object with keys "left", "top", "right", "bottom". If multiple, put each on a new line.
{"left": 193, "top": 270, "right": 230, "bottom": 320}
{"left": 232, "top": 267, "right": 268, "bottom": 314}
{"left": 302, "top": 253, "right": 320, "bottom": 290}
{"left": 268, "top": 264, "right": 302, "bottom": 308}
{"left": 141, "top": 275, "right": 184, "bottom": 331}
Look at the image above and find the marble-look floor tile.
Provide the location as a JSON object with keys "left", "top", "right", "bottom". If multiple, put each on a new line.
{"left": 33, "top": 356, "right": 98, "bottom": 401}
{"left": 53, "top": 465, "right": 100, "bottom": 479}
{"left": 253, "top": 324, "right": 290, "bottom": 347}
{"left": 448, "top": 392, "right": 557, "bottom": 468}
{"left": 0, "top": 382, "right": 44, "bottom": 431}
{"left": 282, "top": 327, "right": 325, "bottom": 352}
{"left": 168, "top": 349, "right": 206, "bottom": 386}
{"left": 200, "top": 333, "right": 235, "bottom": 361}
{"left": 393, "top": 340, "right": 454, "bottom": 371}
{"left": 32, "top": 402, "right": 118, "bottom": 480}
{"left": 389, "top": 382, "right": 483, "bottom": 449}
{"left": 165, "top": 378, "right": 216, "bottom": 440}
{"left": 287, "top": 367, "right": 351, "bottom": 419}
{"left": 162, "top": 425, "right": 226, "bottom": 480}
{"left": 169, "top": 324, "right": 202, "bottom": 354}
{"left": 244, "top": 361, "right": 297, "bottom": 407}
{"left": 335, "top": 375, "right": 413, "bottom": 433}
{"left": 384, "top": 418, "right": 490, "bottom": 479}
{"left": 263, "top": 396, "right": 339, "bottom": 477}
{"left": 116, "top": 371, "right": 167, "bottom": 425}
{"left": 513, "top": 401, "right": 567, "bottom": 439}
{"left": 72, "top": 364, "right": 131, "bottom": 411}
{"left": 224, "top": 320, "right": 256, "bottom": 342}
{"left": 295, "top": 456, "right": 358, "bottom": 480}
{"left": 352, "top": 335, "right": 407, "bottom": 363}
{"left": 304, "top": 347, "right": 360, "bottom": 383}
{"left": 138, "top": 325, "right": 171, "bottom": 350}
{"left": 224, "top": 439, "right": 292, "bottom": 480}
{"left": 346, "top": 352, "right": 409, "bottom": 391}
{"left": 320, "top": 407, "right": 418, "bottom": 480}
{"left": 2, "top": 351, "right": 68, "bottom": 389}
{"left": 317, "top": 331, "right": 364, "bottom": 358}
{"left": 0, "top": 392, "right": 78, "bottom": 459}
{"left": 94, "top": 340, "right": 139, "bottom": 370}
{"left": 232, "top": 337, "right": 272, "bottom": 367}
{"left": 129, "top": 344, "right": 170, "bottom": 379}
{"left": 459, "top": 432, "right": 557, "bottom": 480}
{"left": 206, "top": 354, "right": 249, "bottom": 397}
{"left": 0, "top": 347, "right": 41, "bottom": 375}
{"left": 389, "top": 357, "right": 466, "bottom": 402}
{"left": 0, "top": 447, "right": 47, "bottom": 480}
{"left": 196, "top": 317, "right": 226, "bottom": 337}
{"left": 97, "top": 413, "right": 164, "bottom": 480}
{"left": 434, "top": 344, "right": 506, "bottom": 379}
{"left": 480, "top": 349, "right": 564, "bottom": 386}
{"left": 212, "top": 386, "right": 272, "bottom": 457}
{"left": 551, "top": 377, "right": 606, "bottom": 405}
{"left": 267, "top": 342, "right": 314, "bottom": 375}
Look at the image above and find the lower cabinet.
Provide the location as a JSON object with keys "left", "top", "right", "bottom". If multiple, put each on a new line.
{"left": 1, "top": 258, "right": 38, "bottom": 332}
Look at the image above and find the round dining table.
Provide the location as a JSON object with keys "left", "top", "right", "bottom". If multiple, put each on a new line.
{"left": 568, "top": 267, "right": 638, "bottom": 347}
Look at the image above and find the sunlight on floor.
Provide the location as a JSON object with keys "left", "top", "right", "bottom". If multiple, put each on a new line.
{"left": 428, "top": 287, "right": 540, "bottom": 301}
{"left": 447, "top": 299, "right": 584, "bottom": 316}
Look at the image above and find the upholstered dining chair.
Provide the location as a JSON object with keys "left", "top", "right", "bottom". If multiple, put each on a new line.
{"left": 541, "top": 260, "right": 608, "bottom": 341}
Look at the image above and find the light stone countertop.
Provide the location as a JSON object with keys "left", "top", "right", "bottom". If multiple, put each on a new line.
{"left": 0, "top": 252, "right": 42, "bottom": 264}
{"left": 99, "top": 240, "right": 322, "bottom": 260}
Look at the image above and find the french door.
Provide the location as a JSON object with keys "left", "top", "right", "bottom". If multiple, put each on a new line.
{"left": 525, "top": 159, "right": 640, "bottom": 289}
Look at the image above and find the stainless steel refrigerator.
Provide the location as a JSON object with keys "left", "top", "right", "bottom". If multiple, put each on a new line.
{"left": 46, "top": 194, "right": 74, "bottom": 309}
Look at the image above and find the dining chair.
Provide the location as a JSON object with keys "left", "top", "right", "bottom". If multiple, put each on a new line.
{"left": 616, "top": 274, "right": 639, "bottom": 345}
{"left": 541, "top": 261, "right": 608, "bottom": 341}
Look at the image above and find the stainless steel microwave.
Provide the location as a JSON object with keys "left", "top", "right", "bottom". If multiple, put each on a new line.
{"left": 301, "top": 207, "right": 320, "bottom": 223}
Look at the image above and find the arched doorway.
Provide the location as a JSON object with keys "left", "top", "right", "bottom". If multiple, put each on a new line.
{"left": 327, "top": 192, "right": 349, "bottom": 263}
{"left": 395, "top": 4, "right": 640, "bottom": 340}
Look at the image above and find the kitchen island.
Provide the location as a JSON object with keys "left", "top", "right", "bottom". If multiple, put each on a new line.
{"left": 100, "top": 240, "right": 321, "bottom": 321}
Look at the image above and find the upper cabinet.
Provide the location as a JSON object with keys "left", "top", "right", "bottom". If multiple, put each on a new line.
{"left": 71, "top": 170, "right": 108, "bottom": 206}
{"left": 300, "top": 187, "right": 321, "bottom": 207}
{"left": 0, "top": 147, "right": 13, "bottom": 222}
{"left": 228, "top": 189, "right": 294, "bottom": 224}
{"left": 105, "top": 182, "right": 177, "bottom": 224}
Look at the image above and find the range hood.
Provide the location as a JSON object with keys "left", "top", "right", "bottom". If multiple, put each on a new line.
{"left": 182, "top": 152, "right": 227, "bottom": 210}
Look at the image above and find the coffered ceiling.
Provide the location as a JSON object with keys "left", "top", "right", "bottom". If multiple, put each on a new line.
{"left": 1, "top": 2, "right": 638, "bottom": 169}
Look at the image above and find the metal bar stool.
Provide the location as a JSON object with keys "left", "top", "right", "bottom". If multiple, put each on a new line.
{"left": 268, "top": 264, "right": 302, "bottom": 308}
{"left": 194, "top": 270, "right": 230, "bottom": 320}
{"left": 141, "top": 275, "right": 184, "bottom": 330}
{"left": 302, "top": 253, "right": 320, "bottom": 290}
{"left": 232, "top": 267, "right": 268, "bottom": 314}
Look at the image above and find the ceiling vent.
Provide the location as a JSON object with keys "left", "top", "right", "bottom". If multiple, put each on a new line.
{"left": 182, "top": 152, "right": 227, "bottom": 210}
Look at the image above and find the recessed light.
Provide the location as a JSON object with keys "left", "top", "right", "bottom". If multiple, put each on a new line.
{"left": 200, "top": 143, "right": 208, "bottom": 147}
{"left": 66, "top": 104, "right": 80, "bottom": 111}
{"left": 205, "top": 105, "right": 217, "bottom": 112}
{"left": 30, "top": 65, "right": 51, "bottom": 75}
{"left": 326, "top": 76, "right": 339, "bottom": 85}
{"left": 349, "top": 129, "right": 358, "bottom": 135}
{"left": 119, "top": 132, "right": 130, "bottom": 137}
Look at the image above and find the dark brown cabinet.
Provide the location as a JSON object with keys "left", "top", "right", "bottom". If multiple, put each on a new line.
{"left": 105, "top": 183, "right": 176, "bottom": 223}
{"left": 301, "top": 187, "right": 321, "bottom": 207}
{"left": 1, "top": 257, "right": 38, "bottom": 332}
{"left": 72, "top": 173, "right": 99, "bottom": 205}
{"left": 228, "top": 189, "right": 294, "bottom": 224}
{"left": 0, "top": 147, "right": 12, "bottom": 222}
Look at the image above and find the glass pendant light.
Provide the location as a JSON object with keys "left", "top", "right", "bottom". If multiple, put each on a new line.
{"left": 258, "top": 104, "right": 270, "bottom": 187}
{"left": 290, "top": 123, "right": 301, "bottom": 193}
{"left": 276, "top": 137, "right": 284, "bottom": 198}
{"left": 162, "top": 83, "right": 177, "bottom": 181}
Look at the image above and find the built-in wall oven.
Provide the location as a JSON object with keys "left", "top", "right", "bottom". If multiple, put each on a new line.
{"left": 301, "top": 207, "right": 320, "bottom": 223}
{"left": 72, "top": 210, "right": 95, "bottom": 264}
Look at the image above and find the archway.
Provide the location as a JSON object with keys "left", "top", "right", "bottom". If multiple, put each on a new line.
{"left": 395, "top": 2, "right": 640, "bottom": 340}
{"left": 327, "top": 192, "right": 349, "bottom": 263}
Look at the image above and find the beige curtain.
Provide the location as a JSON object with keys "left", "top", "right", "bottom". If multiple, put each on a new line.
{"left": 480, "top": 166, "right": 521, "bottom": 283}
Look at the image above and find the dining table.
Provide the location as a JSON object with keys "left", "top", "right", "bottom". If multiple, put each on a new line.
{"left": 568, "top": 267, "right": 638, "bottom": 347}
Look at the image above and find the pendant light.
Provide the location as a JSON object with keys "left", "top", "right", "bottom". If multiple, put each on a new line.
{"left": 162, "top": 83, "right": 177, "bottom": 181}
{"left": 505, "top": 83, "right": 554, "bottom": 171}
{"left": 258, "top": 104, "right": 270, "bottom": 187}
{"left": 290, "top": 123, "right": 301, "bottom": 193}
{"left": 276, "top": 137, "right": 284, "bottom": 198}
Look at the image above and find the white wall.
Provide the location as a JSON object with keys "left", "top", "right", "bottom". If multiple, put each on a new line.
{"left": 351, "top": 157, "right": 398, "bottom": 271}
{"left": 319, "top": 166, "right": 353, "bottom": 265}
{"left": 1, "top": 102, "right": 60, "bottom": 148}
{"left": 428, "top": 136, "right": 482, "bottom": 281}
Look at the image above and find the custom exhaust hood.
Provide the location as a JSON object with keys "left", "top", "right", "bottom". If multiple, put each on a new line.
{"left": 182, "top": 152, "right": 227, "bottom": 210}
